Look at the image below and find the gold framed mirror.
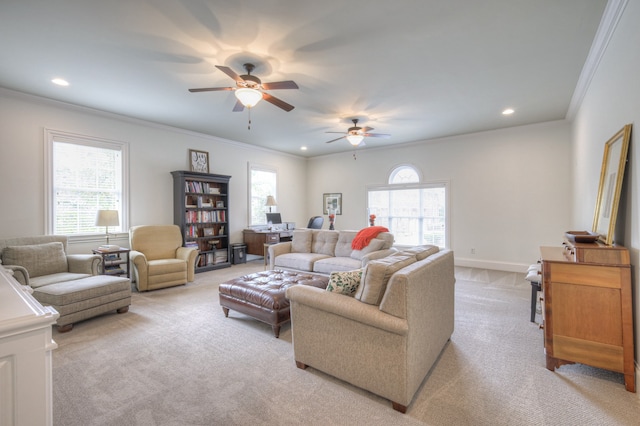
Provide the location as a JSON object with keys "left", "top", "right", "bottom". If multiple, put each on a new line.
{"left": 592, "top": 124, "right": 632, "bottom": 245}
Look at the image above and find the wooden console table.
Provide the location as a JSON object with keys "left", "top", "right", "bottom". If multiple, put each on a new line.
{"left": 540, "top": 239, "right": 635, "bottom": 392}
{"left": 243, "top": 229, "right": 293, "bottom": 256}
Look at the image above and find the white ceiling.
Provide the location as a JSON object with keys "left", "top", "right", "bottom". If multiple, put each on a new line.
{"left": 0, "top": 0, "right": 608, "bottom": 157}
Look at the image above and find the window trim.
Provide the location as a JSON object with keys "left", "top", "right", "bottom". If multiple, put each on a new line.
{"left": 247, "top": 162, "right": 278, "bottom": 226}
{"left": 367, "top": 166, "right": 450, "bottom": 249}
{"left": 44, "top": 128, "right": 130, "bottom": 243}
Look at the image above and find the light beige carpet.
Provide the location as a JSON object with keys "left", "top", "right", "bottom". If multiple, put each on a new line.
{"left": 52, "top": 262, "right": 640, "bottom": 425}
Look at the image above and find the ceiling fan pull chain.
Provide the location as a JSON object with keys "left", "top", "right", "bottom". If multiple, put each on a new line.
{"left": 248, "top": 107, "right": 252, "bottom": 130}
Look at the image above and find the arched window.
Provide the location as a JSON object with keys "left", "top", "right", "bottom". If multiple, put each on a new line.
{"left": 368, "top": 165, "right": 449, "bottom": 248}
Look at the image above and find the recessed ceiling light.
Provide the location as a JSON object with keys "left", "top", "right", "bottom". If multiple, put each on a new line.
{"left": 502, "top": 108, "right": 514, "bottom": 115}
{"left": 52, "top": 78, "right": 69, "bottom": 86}
{"left": 300, "top": 146, "right": 307, "bottom": 151}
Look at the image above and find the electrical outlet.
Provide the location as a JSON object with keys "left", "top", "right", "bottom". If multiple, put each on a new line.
{"left": 471, "top": 248, "right": 476, "bottom": 254}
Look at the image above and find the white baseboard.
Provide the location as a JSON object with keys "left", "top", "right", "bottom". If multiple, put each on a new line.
{"left": 455, "top": 257, "right": 529, "bottom": 273}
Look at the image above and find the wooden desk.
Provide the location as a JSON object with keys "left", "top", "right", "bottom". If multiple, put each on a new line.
{"left": 243, "top": 230, "right": 293, "bottom": 255}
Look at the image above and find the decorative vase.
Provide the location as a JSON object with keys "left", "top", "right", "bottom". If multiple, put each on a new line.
{"left": 369, "top": 214, "right": 376, "bottom": 227}
{"left": 329, "top": 213, "right": 335, "bottom": 230}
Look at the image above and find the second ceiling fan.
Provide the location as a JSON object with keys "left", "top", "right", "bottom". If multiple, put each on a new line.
{"left": 189, "top": 63, "right": 299, "bottom": 112}
{"left": 325, "top": 119, "right": 391, "bottom": 146}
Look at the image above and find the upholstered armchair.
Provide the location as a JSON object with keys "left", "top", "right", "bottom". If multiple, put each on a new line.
{"left": 129, "top": 225, "right": 198, "bottom": 291}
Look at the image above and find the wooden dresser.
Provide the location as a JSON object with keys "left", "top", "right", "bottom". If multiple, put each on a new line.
{"left": 540, "top": 239, "right": 635, "bottom": 392}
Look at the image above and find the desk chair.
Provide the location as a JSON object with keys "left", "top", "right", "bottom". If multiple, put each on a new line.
{"left": 307, "top": 216, "right": 324, "bottom": 229}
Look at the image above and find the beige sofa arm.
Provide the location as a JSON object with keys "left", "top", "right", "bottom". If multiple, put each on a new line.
{"left": 176, "top": 247, "right": 198, "bottom": 282}
{"left": 3, "top": 264, "right": 30, "bottom": 286}
{"left": 129, "top": 250, "right": 148, "bottom": 289}
{"left": 286, "top": 285, "right": 408, "bottom": 335}
{"left": 360, "top": 248, "right": 397, "bottom": 265}
{"left": 67, "top": 254, "right": 101, "bottom": 275}
{"left": 268, "top": 242, "right": 292, "bottom": 270}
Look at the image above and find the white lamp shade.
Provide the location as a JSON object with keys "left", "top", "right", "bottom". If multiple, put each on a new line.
{"left": 346, "top": 134, "right": 364, "bottom": 146}
{"left": 95, "top": 210, "right": 119, "bottom": 227}
{"left": 235, "top": 88, "right": 263, "bottom": 108}
{"left": 265, "top": 195, "right": 277, "bottom": 207}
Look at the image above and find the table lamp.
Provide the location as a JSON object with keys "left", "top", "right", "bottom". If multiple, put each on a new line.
{"left": 95, "top": 210, "right": 119, "bottom": 245}
{"left": 265, "top": 195, "right": 277, "bottom": 213}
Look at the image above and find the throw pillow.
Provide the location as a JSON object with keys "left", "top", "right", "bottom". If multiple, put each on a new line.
{"left": 2, "top": 242, "right": 68, "bottom": 278}
{"left": 355, "top": 254, "right": 416, "bottom": 305}
{"left": 326, "top": 269, "right": 363, "bottom": 296}
{"left": 350, "top": 238, "right": 385, "bottom": 260}
{"left": 291, "top": 229, "right": 312, "bottom": 253}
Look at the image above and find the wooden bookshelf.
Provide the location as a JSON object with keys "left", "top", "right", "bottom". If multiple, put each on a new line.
{"left": 171, "top": 170, "right": 231, "bottom": 273}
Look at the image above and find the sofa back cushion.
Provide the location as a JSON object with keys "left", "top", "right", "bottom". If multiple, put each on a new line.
{"left": 3, "top": 242, "right": 68, "bottom": 279}
{"left": 393, "top": 245, "right": 439, "bottom": 260}
{"left": 291, "top": 229, "right": 313, "bottom": 253}
{"left": 355, "top": 254, "right": 416, "bottom": 305}
{"left": 350, "top": 238, "right": 385, "bottom": 260}
{"left": 376, "top": 232, "right": 395, "bottom": 250}
{"left": 335, "top": 231, "right": 357, "bottom": 257}
{"left": 311, "top": 231, "right": 339, "bottom": 256}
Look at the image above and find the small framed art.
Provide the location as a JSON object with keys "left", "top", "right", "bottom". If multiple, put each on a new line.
{"left": 323, "top": 193, "right": 342, "bottom": 215}
{"left": 189, "top": 149, "right": 209, "bottom": 173}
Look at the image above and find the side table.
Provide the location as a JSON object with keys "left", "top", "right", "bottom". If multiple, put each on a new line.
{"left": 92, "top": 248, "right": 131, "bottom": 278}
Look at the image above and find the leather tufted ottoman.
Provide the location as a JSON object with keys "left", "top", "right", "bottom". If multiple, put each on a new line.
{"left": 218, "top": 269, "right": 328, "bottom": 337}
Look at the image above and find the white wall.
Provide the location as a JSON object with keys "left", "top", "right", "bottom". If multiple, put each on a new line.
{"left": 0, "top": 89, "right": 308, "bottom": 253}
{"left": 572, "top": 0, "right": 640, "bottom": 362}
{"left": 307, "top": 121, "right": 572, "bottom": 271}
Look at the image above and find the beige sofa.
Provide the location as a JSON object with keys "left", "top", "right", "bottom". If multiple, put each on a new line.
{"left": 0, "top": 235, "right": 131, "bottom": 331}
{"left": 285, "top": 246, "right": 455, "bottom": 413}
{"left": 268, "top": 229, "right": 396, "bottom": 275}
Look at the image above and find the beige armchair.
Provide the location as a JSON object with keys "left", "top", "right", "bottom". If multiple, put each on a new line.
{"left": 129, "top": 225, "right": 198, "bottom": 291}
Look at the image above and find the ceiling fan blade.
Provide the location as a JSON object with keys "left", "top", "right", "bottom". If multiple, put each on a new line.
{"left": 232, "top": 99, "right": 245, "bottom": 112}
{"left": 361, "top": 126, "right": 374, "bottom": 133}
{"left": 362, "top": 133, "right": 391, "bottom": 138}
{"left": 325, "top": 131, "right": 347, "bottom": 134}
{"left": 326, "top": 135, "right": 347, "bottom": 144}
{"left": 215, "top": 65, "right": 243, "bottom": 83}
{"left": 262, "top": 93, "right": 295, "bottom": 112}
{"left": 261, "top": 80, "right": 299, "bottom": 90}
{"left": 188, "top": 87, "right": 234, "bottom": 92}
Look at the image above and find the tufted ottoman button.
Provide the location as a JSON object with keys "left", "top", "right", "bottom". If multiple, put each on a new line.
{"left": 218, "top": 269, "right": 328, "bottom": 337}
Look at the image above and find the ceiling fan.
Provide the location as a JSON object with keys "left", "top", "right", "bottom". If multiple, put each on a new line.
{"left": 188, "top": 63, "right": 299, "bottom": 112}
{"left": 325, "top": 119, "right": 391, "bottom": 146}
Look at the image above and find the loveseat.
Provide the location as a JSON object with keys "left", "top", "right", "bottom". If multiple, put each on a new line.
{"left": 285, "top": 246, "right": 455, "bottom": 413}
{"left": 0, "top": 235, "right": 132, "bottom": 331}
{"left": 268, "top": 228, "right": 396, "bottom": 275}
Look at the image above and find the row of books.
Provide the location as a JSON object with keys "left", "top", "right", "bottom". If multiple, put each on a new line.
{"left": 185, "top": 210, "right": 226, "bottom": 224}
{"left": 185, "top": 181, "right": 222, "bottom": 195}
{"left": 184, "top": 225, "right": 226, "bottom": 238}
{"left": 197, "top": 250, "right": 228, "bottom": 267}
{"left": 185, "top": 195, "right": 225, "bottom": 208}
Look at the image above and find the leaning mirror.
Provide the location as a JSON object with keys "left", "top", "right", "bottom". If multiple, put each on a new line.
{"left": 592, "top": 124, "right": 632, "bottom": 245}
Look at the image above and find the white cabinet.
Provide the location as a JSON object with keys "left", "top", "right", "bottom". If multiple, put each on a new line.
{"left": 0, "top": 267, "right": 59, "bottom": 426}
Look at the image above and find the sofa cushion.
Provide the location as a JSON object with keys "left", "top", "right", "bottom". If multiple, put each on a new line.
{"left": 312, "top": 231, "right": 339, "bottom": 256}
{"left": 3, "top": 242, "right": 68, "bottom": 280}
{"left": 326, "top": 269, "right": 362, "bottom": 296}
{"left": 291, "top": 229, "right": 312, "bottom": 253}
{"left": 350, "top": 238, "right": 385, "bottom": 260}
{"left": 334, "top": 231, "right": 357, "bottom": 257}
{"left": 30, "top": 272, "right": 91, "bottom": 289}
{"left": 394, "top": 245, "right": 439, "bottom": 260}
{"left": 355, "top": 254, "right": 417, "bottom": 305}
{"left": 274, "top": 252, "right": 331, "bottom": 272}
{"left": 313, "top": 256, "right": 362, "bottom": 274}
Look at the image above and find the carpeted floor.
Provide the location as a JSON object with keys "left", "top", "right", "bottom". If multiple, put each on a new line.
{"left": 51, "top": 261, "right": 640, "bottom": 425}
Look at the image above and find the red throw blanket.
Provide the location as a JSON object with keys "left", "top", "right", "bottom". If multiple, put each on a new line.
{"left": 351, "top": 226, "right": 389, "bottom": 250}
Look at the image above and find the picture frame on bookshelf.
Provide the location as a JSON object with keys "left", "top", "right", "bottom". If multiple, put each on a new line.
{"left": 203, "top": 227, "right": 214, "bottom": 236}
{"left": 216, "top": 200, "right": 225, "bottom": 208}
{"left": 189, "top": 149, "right": 209, "bottom": 173}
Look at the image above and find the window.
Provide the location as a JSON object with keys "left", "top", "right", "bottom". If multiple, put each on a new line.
{"left": 248, "top": 163, "right": 277, "bottom": 225}
{"left": 367, "top": 165, "right": 449, "bottom": 248}
{"left": 45, "top": 129, "right": 128, "bottom": 239}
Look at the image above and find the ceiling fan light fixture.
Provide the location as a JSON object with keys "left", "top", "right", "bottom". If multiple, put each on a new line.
{"left": 346, "top": 134, "right": 364, "bottom": 146}
{"left": 235, "top": 88, "right": 263, "bottom": 108}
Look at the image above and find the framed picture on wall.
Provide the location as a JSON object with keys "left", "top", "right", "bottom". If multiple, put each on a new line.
{"left": 323, "top": 193, "right": 342, "bottom": 215}
{"left": 189, "top": 149, "right": 209, "bottom": 173}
